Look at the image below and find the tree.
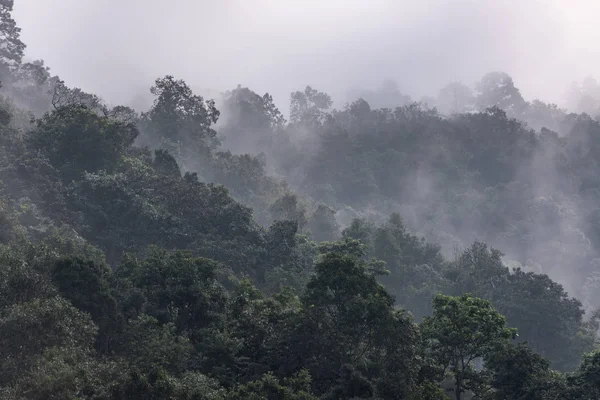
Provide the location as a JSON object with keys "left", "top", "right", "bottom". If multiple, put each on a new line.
{"left": 296, "top": 252, "right": 420, "bottom": 397}
{"left": 50, "top": 79, "right": 103, "bottom": 111}
{"left": 475, "top": 72, "right": 527, "bottom": 115}
{"left": 28, "top": 104, "right": 138, "bottom": 181}
{"left": 342, "top": 218, "right": 375, "bottom": 247}
{"left": 289, "top": 86, "right": 332, "bottom": 128}
{"left": 152, "top": 149, "right": 181, "bottom": 179}
{"left": 219, "top": 85, "right": 285, "bottom": 155}
{"left": 446, "top": 242, "right": 591, "bottom": 371}
{"left": 565, "top": 76, "right": 600, "bottom": 116}
{"left": 503, "top": 269, "right": 590, "bottom": 372}
{"left": 229, "top": 370, "right": 317, "bottom": 400}
{"left": 175, "top": 372, "right": 227, "bottom": 400}
{"left": 105, "top": 104, "right": 140, "bottom": 124}
{"left": 110, "top": 368, "right": 180, "bottom": 400}
{"left": 363, "top": 213, "right": 446, "bottom": 319}
{"left": 260, "top": 220, "right": 314, "bottom": 291}
{"left": 140, "top": 75, "right": 220, "bottom": 163}
{"left": 115, "top": 314, "right": 193, "bottom": 374}
{"left": 486, "top": 342, "right": 567, "bottom": 400}
{"left": 269, "top": 193, "right": 308, "bottom": 231}
{"left": 321, "top": 364, "right": 376, "bottom": 400}
{"left": 208, "top": 150, "right": 284, "bottom": 224}
{"left": 567, "top": 350, "right": 600, "bottom": 399}
{"left": 421, "top": 294, "right": 517, "bottom": 400}
{"left": 223, "top": 280, "right": 303, "bottom": 383}
{"left": 66, "top": 150, "right": 262, "bottom": 270}
{"left": 51, "top": 256, "right": 124, "bottom": 354}
{"left": 0, "top": 0, "right": 25, "bottom": 70}
{"left": 1, "top": 347, "right": 122, "bottom": 400}
{"left": 307, "top": 204, "right": 339, "bottom": 243}
{"left": 445, "top": 241, "right": 508, "bottom": 299}
{"left": 0, "top": 244, "right": 57, "bottom": 309}
{"left": 0, "top": 296, "right": 98, "bottom": 384}
{"left": 522, "top": 99, "right": 566, "bottom": 132}
{"left": 15, "top": 59, "right": 51, "bottom": 85}
{"left": 116, "top": 247, "right": 228, "bottom": 340}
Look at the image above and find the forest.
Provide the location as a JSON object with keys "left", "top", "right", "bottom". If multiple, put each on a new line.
{"left": 2, "top": 1, "right": 600, "bottom": 399}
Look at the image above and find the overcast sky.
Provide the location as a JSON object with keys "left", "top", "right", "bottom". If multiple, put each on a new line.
{"left": 12, "top": 0, "right": 600, "bottom": 111}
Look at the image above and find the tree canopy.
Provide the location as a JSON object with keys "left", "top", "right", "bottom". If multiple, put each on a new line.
{"left": 0, "top": 7, "right": 600, "bottom": 398}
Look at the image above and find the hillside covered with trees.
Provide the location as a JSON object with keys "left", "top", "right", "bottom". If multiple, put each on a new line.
{"left": 1, "top": 2, "right": 600, "bottom": 399}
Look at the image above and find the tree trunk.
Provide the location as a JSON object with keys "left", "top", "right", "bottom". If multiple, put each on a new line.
{"left": 455, "top": 376, "right": 462, "bottom": 400}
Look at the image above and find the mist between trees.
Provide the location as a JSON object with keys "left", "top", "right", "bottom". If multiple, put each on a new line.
{"left": 2, "top": 1, "right": 600, "bottom": 399}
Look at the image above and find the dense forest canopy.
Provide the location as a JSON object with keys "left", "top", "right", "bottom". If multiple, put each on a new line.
{"left": 2, "top": 2, "right": 600, "bottom": 399}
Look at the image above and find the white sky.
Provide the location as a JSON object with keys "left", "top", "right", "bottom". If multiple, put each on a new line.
{"left": 12, "top": 0, "right": 600, "bottom": 110}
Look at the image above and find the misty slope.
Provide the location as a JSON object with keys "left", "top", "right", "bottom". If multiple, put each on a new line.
{"left": 2, "top": 64, "right": 597, "bottom": 369}
{"left": 216, "top": 75, "right": 600, "bottom": 313}
{"left": 2, "top": 2, "right": 600, "bottom": 398}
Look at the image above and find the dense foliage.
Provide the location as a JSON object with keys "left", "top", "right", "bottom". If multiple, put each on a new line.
{"left": 0, "top": 5, "right": 600, "bottom": 399}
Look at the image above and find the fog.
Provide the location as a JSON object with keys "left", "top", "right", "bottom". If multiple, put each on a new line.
{"left": 3, "top": 2, "right": 600, "bottom": 380}
{"left": 13, "top": 0, "right": 600, "bottom": 111}
{"left": 12, "top": 1, "right": 600, "bottom": 300}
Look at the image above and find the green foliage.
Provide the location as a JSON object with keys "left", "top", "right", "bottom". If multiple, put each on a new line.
{"left": 140, "top": 75, "right": 220, "bottom": 163}
{"left": 421, "top": 294, "right": 517, "bottom": 400}
{"left": 0, "top": 23, "right": 599, "bottom": 397}
{"left": 343, "top": 214, "right": 446, "bottom": 319}
{"left": 486, "top": 343, "right": 567, "bottom": 400}
{"left": 109, "top": 368, "right": 180, "bottom": 400}
{"left": 51, "top": 256, "right": 124, "bottom": 354}
{"left": 446, "top": 241, "right": 591, "bottom": 371}
{"left": 269, "top": 193, "right": 308, "bottom": 231}
{"left": 209, "top": 150, "right": 287, "bottom": 224}
{"left": 29, "top": 104, "right": 138, "bottom": 181}
{"left": 0, "top": 244, "right": 56, "bottom": 308}
{"left": 289, "top": 86, "right": 332, "bottom": 128}
{"left": 475, "top": 72, "right": 527, "bottom": 114}
{"left": 66, "top": 151, "right": 263, "bottom": 269}
{"left": 229, "top": 370, "right": 317, "bottom": 400}
{"left": 0, "top": 0, "right": 25, "bottom": 69}
{"left": 117, "top": 247, "right": 228, "bottom": 336}
{"left": 297, "top": 252, "right": 421, "bottom": 397}
{"left": 115, "top": 314, "right": 193, "bottom": 374}
{"left": 152, "top": 148, "right": 181, "bottom": 178}
{"left": 261, "top": 220, "right": 316, "bottom": 291}
{"left": 567, "top": 350, "right": 600, "bottom": 399}
{"left": 0, "top": 296, "right": 98, "bottom": 384}
{"left": 110, "top": 369, "right": 226, "bottom": 400}
{"left": 219, "top": 85, "right": 285, "bottom": 156}
{"left": 0, "top": 347, "right": 122, "bottom": 400}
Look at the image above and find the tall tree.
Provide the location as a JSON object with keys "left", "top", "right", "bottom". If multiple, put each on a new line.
{"left": 140, "top": 76, "right": 220, "bottom": 164}
{"left": 28, "top": 104, "right": 138, "bottom": 181}
{"left": 116, "top": 247, "right": 228, "bottom": 340}
{"left": 219, "top": 85, "right": 285, "bottom": 155}
{"left": 486, "top": 343, "right": 567, "bottom": 400}
{"left": 289, "top": 86, "right": 332, "bottom": 128}
{"left": 421, "top": 294, "right": 517, "bottom": 400}
{"left": 475, "top": 72, "right": 527, "bottom": 115}
{"left": 51, "top": 256, "right": 124, "bottom": 354}
{"left": 0, "top": 296, "right": 98, "bottom": 385}
{"left": 567, "top": 350, "right": 600, "bottom": 399}
{"left": 296, "top": 251, "right": 420, "bottom": 397}
{"left": 0, "top": 0, "right": 25, "bottom": 70}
